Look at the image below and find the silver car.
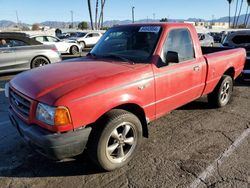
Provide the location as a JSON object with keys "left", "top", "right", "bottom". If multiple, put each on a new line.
{"left": 0, "top": 32, "right": 61, "bottom": 74}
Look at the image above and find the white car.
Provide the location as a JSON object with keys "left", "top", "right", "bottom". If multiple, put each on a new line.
{"left": 198, "top": 33, "right": 214, "bottom": 47}
{"left": 67, "top": 32, "right": 102, "bottom": 49}
{"left": 31, "top": 35, "right": 82, "bottom": 55}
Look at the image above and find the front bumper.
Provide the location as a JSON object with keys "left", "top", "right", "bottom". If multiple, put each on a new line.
{"left": 9, "top": 107, "right": 92, "bottom": 160}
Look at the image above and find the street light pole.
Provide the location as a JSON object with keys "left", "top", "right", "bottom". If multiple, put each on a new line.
{"left": 132, "top": 6, "right": 135, "bottom": 23}
{"left": 70, "top": 10, "right": 74, "bottom": 28}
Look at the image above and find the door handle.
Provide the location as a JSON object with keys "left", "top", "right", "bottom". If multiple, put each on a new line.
{"left": 193, "top": 65, "right": 200, "bottom": 72}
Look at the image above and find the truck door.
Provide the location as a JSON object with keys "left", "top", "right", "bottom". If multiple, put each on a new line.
{"left": 153, "top": 28, "right": 206, "bottom": 118}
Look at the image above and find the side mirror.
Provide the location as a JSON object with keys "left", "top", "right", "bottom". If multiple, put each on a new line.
{"left": 165, "top": 51, "right": 179, "bottom": 64}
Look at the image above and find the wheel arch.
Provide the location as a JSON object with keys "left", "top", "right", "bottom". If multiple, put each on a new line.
{"left": 113, "top": 103, "right": 149, "bottom": 138}
{"left": 223, "top": 67, "right": 235, "bottom": 79}
{"left": 89, "top": 103, "right": 149, "bottom": 138}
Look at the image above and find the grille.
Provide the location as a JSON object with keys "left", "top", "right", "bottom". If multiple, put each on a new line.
{"left": 9, "top": 89, "right": 31, "bottom": 119}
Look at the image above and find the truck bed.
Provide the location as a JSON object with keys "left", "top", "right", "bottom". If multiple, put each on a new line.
{"left": 201, "top": 46, "right": 233, "bottom": 54}
{"left": 202, "top": 47, "right": 249, "bottom": 75}
{"left": 201, "top": 47, "right": 246, "bottom": 95}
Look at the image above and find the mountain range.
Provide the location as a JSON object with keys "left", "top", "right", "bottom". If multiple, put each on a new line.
{"left": 0, "top": 14, "right": 249, "bottom": 29}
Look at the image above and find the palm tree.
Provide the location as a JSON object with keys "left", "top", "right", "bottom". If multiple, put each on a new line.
{"left": 245, "top": 0, "right": 250, "bottom": 27}
{"left": 233, "top": 0, "right": 239, "bottom": 28}
{"left": 98, "top": 0, "right": 106, "bottom": 29}
{"left": 235, "top": 0, "right": 244, "bottom": 27}
{"left": 95, "top": 0, "right": 99, "bottom": 29}
{"left": 227, "top": 0, "right": 234, "bottom": 28}
{"left": 87, "top": 0, "right": 94, "bottom": 30}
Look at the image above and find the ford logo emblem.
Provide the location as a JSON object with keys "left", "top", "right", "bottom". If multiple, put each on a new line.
{"left": 14, "top": 99, "right": 19, "bottom": 106}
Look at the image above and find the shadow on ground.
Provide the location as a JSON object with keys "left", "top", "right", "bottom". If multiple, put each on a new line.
{"left": 0, "top": 151, "right": 106, "bottom": 178}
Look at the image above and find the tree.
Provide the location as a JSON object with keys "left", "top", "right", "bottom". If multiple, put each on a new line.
{"left": 245, "top": 0, "right": 250, "bottom": 27}
{"left": 233, "top": 0, "right": 239, "bottom": 28}
{"left": 87, "top": 0, "right": 107, "bottom": 30}
{"left": 160, "top": 18, "right": 168, "bottom": 22}
{"left": 235, "top": 0, "right": 244, "bottom": 27}
{"left": 98, "top": 0, "right": 106, "bottom": 29}
{"left": 78, "top": 21, "right": 89, "bottom": 30}
{"left": 227, "top": 0, "right": 233, "bottom": 28}
{"left": 87, "top": 0, "right": 94, "bottom": 30}
{"left": 32, "top": 23, "right": 40, "bottom": 31}
{"left": 95, "top": 0, "right": 99, "bottom": 29}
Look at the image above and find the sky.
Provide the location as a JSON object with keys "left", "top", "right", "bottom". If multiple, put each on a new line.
{"left": 0, "top": 0, "right": 249, "bottom": 24}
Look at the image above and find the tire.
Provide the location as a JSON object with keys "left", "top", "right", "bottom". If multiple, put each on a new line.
{"left": 31, "top": 56, "right": 50, "bottom": 68}
{"left": 88, "top": 109, "right": 143, "bottom": 171}
{"left": 79, "top": 42, "right": 86, "bottom": 49}
{"left": 70, "top": 45, "right": 79, "bottom": 55}
{"left": 207, "top": 75, "right": 233, "bottom": 108}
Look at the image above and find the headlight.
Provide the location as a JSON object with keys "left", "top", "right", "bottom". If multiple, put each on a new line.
{"left": 36, "top": 103, "right": 56, "bottom": 126}
{"left": 36, "top": 103, "right": 72, "bottom": 126}
{"left": 5, "top": 82, "right": 9, "bottom": 98}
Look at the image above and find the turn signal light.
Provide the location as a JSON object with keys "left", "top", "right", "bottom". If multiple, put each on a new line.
{"left": 54, "top": 107, "right": 72, "bottom": 126}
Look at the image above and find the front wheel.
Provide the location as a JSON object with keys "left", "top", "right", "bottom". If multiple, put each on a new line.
{"left": 88, "top": 109, "right": 142, "bottom": 171}
{"left": 31, "top": 56, "right": 50, "bottom": 68}
{"left": 208, "top": 75, "right": 233, "bottom": 108}
{"left": 70, "top": 45, "right": 79, "bottom": 55}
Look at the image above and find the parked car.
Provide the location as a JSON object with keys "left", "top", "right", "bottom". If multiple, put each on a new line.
{"left": 0, "top": 32, "right": 61, "bottom": 74}
{"left": 198, "top": 33, "right": 214, "bottom": 47}
{"left": 222, "top": 30, "right": 250, "bottom": 76}
{"left": 66, "top": 32, "right": 102, "bottom": 49}
{"left": 31, "top": 35, "right": 81, "bottom": 55}
{"left": 7, "top": 23, "right": 245, "bottom": 171}
{"left": 209, "top": 32, "right": 223, "bottom": 43}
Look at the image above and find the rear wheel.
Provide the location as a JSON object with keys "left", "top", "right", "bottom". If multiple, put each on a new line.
{"left": 31, "top": 56, "right": 50, "bottom": 68}
{"left": 70, "top": 45, "right": 79, "bottom": 55}
{"left": 208, "top": 75, "right": 233, "bottom": 108}
{"left": 88, "top": 109, "right": 142, "bottom": 171}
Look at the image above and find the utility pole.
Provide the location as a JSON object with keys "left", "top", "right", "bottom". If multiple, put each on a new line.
{"left": 153, "top": 13, "right": 155, "bottom": 21}
{"left": 132, "top": 6, "right": 135, "bottom": 23}
{"left": 70, "top": 10, "right": 74, "bottom": 28}
{"left": 15, "top": 10, "right": 19, "bottom": 28}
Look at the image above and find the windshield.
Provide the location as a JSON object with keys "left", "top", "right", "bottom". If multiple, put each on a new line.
{"left": 77, "top": 32, "right": 87, "bottom": 37}
{"left": 90, "top": 25, "right": 162, "bottom": 63}
{"left": 68, "top": 32, "right": 87, "bottom": 38}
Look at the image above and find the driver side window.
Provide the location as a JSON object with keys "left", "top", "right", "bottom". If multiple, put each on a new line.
{"left": 86, "top": 34, "right": 93, "bottom": 38}
{"left": 159, "top": 29, "right": 195, "bottom": 67}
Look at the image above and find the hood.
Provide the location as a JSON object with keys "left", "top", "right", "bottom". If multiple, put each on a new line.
{"left": 10, "top": 58, "right": 148, "bottom": 105}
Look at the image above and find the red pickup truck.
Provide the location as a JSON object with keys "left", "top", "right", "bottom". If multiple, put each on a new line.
{"left": 7, "top": 23, "right": 246, "bottom": 171}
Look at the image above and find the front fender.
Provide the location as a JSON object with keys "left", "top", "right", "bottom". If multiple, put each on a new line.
{"left": 69, "top": 93, "right": 146, "bottom": 129}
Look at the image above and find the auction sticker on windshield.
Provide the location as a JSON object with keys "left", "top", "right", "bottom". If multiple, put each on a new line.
{"left": 139, "top": 26, "right": 161, "bottom": 33}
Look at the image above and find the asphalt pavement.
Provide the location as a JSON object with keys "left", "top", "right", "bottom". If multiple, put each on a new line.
{"left": 0, "top": 55, "right": 249, "bottom": 188}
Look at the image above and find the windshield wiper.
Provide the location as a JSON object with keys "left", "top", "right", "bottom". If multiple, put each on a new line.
{"left": 100, "top": 54, "right": 135, "bottom": 64}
